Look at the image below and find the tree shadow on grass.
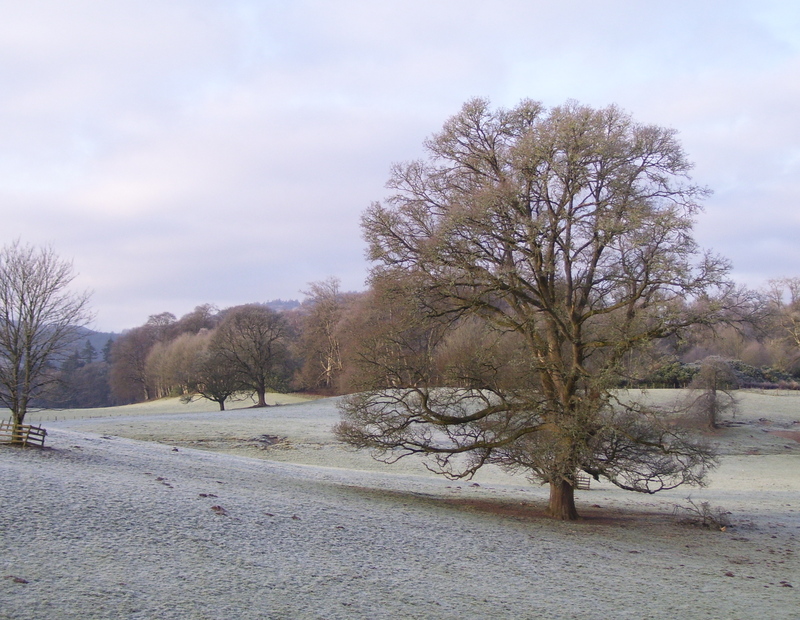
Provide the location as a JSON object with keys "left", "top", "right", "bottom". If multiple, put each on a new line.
{"left": 338, "top": 483, "right": 668, "bottom": 528}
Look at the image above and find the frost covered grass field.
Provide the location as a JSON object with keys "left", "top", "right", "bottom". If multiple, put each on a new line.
{"left": 1, "top": 390, "right": 799, "bottom": 618}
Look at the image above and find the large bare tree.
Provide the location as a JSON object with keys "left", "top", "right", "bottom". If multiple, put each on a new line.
{"left": 0, "top": 241, "right": 92, "bottom": 439}
{"left": 336, "top": 99, "right": 737, "bottom": 519}
{"left": 211, "top": 305, "right": 292, "bottom": 407}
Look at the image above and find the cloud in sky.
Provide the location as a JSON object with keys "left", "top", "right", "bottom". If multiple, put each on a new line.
{"left": 1, "top": 0, "right": 799, "bottom": 330}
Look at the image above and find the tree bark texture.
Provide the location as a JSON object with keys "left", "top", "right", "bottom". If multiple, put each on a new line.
{"left": 548, "top": 480, "right": 578, "bottom": 521}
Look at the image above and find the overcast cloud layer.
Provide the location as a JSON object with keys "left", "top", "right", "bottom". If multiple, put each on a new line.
{"left": 1, "top": 1, "right": 799, "bottom": 331}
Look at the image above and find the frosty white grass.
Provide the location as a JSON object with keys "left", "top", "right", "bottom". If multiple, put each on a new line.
{"left": 1, "top": 391, "right": 798, "bottom": 618}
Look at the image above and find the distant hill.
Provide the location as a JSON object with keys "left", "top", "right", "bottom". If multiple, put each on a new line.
{"left": 73, "top": 327, "right": 118, "bottom": 362}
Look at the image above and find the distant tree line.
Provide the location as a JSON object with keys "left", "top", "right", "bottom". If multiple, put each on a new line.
{"left": 31, "top": 272, "right": 799, "bottom": 412}
{"left": 637, "top": 277, "right": 800, "bottom": 388}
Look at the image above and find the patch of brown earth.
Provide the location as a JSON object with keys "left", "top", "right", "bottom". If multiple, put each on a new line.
{"left": 441, "top": 496, "right": 654, "bottom": 527}
{"left": 769, "top": 430, "right": 800, "bottom": 443}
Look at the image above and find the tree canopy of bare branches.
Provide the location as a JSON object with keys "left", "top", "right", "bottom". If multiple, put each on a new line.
{"left": 336, "top": 98, "right": 736, "bottom": 519}
{"left": 210, "top": 305, "right": 292, "bottom": 407}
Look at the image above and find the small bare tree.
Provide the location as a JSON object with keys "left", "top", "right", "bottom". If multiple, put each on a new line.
{"left": 186, "top": 349, "right": 241, "bottom": 411}
{"left": 178, "top": 330, "right": 242, "bottom": 411}
{"left": 0, "top": 241, "right": 92, "bottom": 439}
{"left": 685, "top": 356, "right": 738, "bottom": 429}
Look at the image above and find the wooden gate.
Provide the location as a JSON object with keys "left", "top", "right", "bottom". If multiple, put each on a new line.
{"left": 0, "top": 420, "right": 47, "bottom": 447}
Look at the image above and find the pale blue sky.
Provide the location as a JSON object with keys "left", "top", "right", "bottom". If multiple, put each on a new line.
{"left": 1, "top": 1, "right": 799, "bottom": 331}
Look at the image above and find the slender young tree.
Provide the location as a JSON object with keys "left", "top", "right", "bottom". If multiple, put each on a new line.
{"left": 336, "top": 99, "right": 736, "bottom": 519}
{"left": 0, "top": 241, "right": 92, "bottom": 439}
{"left": 299, "top": 277, "right": 349, "bottom": 392}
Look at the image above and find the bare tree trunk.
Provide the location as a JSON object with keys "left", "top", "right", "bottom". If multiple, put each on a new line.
{"left": 548, "top": 480, "right": 578, "bottom": 520}
{"left": 218, "top": 400, "right": 225, "bottom": 411}
{"left": 708, "top": 385, "right": 718, "bottom": 430}
{"left": 255, "top": 389, "right": 267, "bottom": 407}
